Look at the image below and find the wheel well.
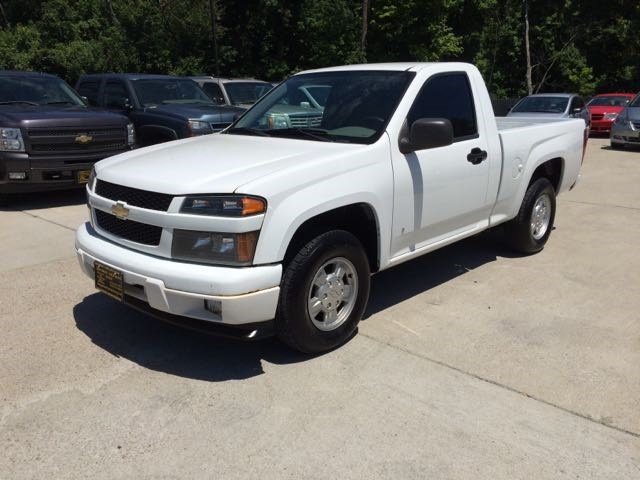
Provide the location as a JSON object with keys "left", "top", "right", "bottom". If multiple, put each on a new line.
{"left": 284, "top": 203, "right": 380, "bottom": 272}
{"left": 530, "top": 157, "right": 563, "bottom": 192}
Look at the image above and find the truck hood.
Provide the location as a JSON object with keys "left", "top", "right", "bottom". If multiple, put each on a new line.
{"left": 146, "top": 103, "right": 243, "bottom": 122}
{"left": 507, "top": 111, "right": 568, "bottom": 119}
{"left": 96, "top": 133, "right": 360, "bottom": 195}
{"left": 0, "top": 105, "right": 129, "bottom": 128}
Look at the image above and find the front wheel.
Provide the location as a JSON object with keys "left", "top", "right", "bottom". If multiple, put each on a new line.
{"left": 276, "top": 230, "right": 370, "bottom": 353}
{"left": 504, "top": 177, "right": 556, "bottom": 254}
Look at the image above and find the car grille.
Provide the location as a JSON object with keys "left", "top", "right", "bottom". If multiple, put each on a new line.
{"left": 96, "top": 180, "right": 173, "bottom": 211}
{"left": 289, "top": 114, "right": 322, "bottom": 128}
{"left": 209, "top": 122, "right": 232, "bottom": 132}
{"left": 591, "top": 114, "right": 604, "bottom": 121}
{"left": 27, "top": 127, "right": 128, "bottom": 155}
{"left": 95, "top": 209, "right": 162, "bottom": 246}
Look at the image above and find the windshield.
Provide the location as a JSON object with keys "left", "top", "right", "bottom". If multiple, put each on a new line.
{"left": 224, "top": 82, "right": 272, "bottom": 105}
{"left": 511, "top": 96, "right": 569, "bottom": 114}
{"left": 587, "top": 96, "right": 632, "bottom": 107}
{"left": 132, "top": 79, "right": 213, "bottom": 107}
{"left": 227, "top": 70, "right": 414, "bottom": 144}
{"left": 0, "top": 75, "right": 84, "bottom": 106}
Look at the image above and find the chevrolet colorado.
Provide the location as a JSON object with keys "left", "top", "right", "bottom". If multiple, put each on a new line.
{"left": 76, "top": 63, "right": 586, "bottom": 353}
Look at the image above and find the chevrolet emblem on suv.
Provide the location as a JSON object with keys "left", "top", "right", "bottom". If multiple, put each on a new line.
{"left": 75, "top": 133, "right": 93, "bottom": 144}
{"left": 111, "top": 202, "right": 129, "bottom": 220}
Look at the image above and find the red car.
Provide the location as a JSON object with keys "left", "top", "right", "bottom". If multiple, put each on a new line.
{"left": 587, "top": 93, "right": 635, "bottom": 134}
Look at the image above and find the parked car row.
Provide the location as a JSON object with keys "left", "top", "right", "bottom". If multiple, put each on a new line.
{"left": 0, "top": 70, "right": 273, "bottom": 202}
{"left": 506, "top": 90, "right": 640, "bottom": 150}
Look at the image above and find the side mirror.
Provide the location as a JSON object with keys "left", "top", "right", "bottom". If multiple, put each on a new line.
{"left": 399, "top": 118, "right": 454, "bottom": 154}
{"left": 572, "top": 107, "right": 582, "bottom": 114}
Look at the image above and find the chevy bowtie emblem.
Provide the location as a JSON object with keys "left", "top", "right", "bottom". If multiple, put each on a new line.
{"left": 111, "top": 201, "right": 129, "bottom": 220}
{"left": 75, "top": 133, "right": 93, "bottom": 144}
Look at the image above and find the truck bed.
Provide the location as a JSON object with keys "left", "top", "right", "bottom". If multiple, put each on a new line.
{"left": 490, "top": 116, "right": 585, "bottom": 225}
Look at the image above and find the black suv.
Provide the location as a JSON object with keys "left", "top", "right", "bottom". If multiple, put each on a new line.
{"left": 0, "top": 71, "right": 134, "bottom": 201}
{"left": 76, "top": 74, "right": 244, "bottom": 146}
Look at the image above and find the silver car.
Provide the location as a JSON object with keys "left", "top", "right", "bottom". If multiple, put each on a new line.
{"left": 507, "top": 93, "right": 590, "bottom": 126}
{"left": 610, "top": 93, "right": 640, "bottom": 149}
{"left": 190, "top": 76, "right": 273, "bottom": 109}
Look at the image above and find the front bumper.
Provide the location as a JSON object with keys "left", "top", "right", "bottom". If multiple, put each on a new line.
{"left": 76, "top": 222, "right": 282, "bottom": 327}
{"left": 0, "top": 149, "right": 131, "bottom": 194}
{"left": 589, "top": 119, "right": 614, "bottom": 134}
{"left": 611, "top": 122, "right": 640, "bottom": 146}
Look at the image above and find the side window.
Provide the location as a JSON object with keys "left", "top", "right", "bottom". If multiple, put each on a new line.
{"left": 202, "top": 83, "right": 224, "bottom": 104}
{"left": 104, "top": 81, "right": 129, "bottom": 108}
{"left": 77, "top": 80, "right": 100, "bottom": 106}
{"left": 407, "top": 73, "right": 478, "bottom": 140}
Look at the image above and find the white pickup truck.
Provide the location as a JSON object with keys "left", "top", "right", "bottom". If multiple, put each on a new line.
{"left": 76, "top": 62, "right": 586, "bottom": 353}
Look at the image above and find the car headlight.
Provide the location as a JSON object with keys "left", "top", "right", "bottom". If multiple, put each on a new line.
{"left": 87, "top": 166, "right": 97, "bottom": 192}
{"left": 126, "top": 123, "right": 136, "bottom": 145}
{"left": 172, "top": 230, "right": 259, "bottom": 266}
{"left": 266, "top": 113, "right": 291, "bottom": 129}
{"left": 188, "top": 120, "right": 213, "bottom": 136}
{"left": 603, "top": 112, "right": 618, "bottom": 120}
{"left": 181, "top": 195, "right": 266, "bottom": 216}
{"left": 0, "top": 127, "right": 25, "bottom": 152}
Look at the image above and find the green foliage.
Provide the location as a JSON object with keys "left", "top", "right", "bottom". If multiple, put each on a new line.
{"left": 0, "top": 0, "right": 637, "bottom": 96}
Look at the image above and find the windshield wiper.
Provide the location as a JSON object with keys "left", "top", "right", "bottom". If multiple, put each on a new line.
{"left": 268, "top": 128, "right": 333, "bottom": 142}
{"left": 225, "top": 127, "right": 271, "bottom": 137}
{"left": 0, "top": 101, "right": 39, "bottom": 106}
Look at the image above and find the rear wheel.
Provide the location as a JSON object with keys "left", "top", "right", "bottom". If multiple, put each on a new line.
{"left": 276, "top": 230, "right": 370, "bottom": 353}
{"left": 504, "top": 177, "right": 556, "bottom": 254}
{"left": 610, "top": 141, "right": 625, "bottom": 150}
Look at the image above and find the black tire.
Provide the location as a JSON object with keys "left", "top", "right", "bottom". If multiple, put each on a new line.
{"left": 610, "top": 142, "right": 624, "bottom": 150}
{"left": 276, "top": 230, "right": 370, "bottom": 353}
{"left": 504, "top": 177, "right": 556, "bottom": 254}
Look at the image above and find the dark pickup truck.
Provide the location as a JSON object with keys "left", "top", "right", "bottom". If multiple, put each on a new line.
{"left": 0, "top": 71, "right": 134, "bottom": 201}
{"left": 76, "top": 74, "right": 244, "bottom": 146}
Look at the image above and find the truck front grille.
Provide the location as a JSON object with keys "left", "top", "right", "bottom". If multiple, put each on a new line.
{"left": 95, "top": 210, "right": 162, "bottom": 246}
{"left": 27, "top": 127, "right": 128, "bottom": 155}
{"left": 96, "top": 180, "right": 173, "bottom": 211}
{"left": 289, "top": 115, "right": 322, "bottom": 128}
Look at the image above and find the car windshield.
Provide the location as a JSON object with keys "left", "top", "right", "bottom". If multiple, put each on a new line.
{"left": 132, "top": 79, "right": 213, "bottom": 107}
{"left": 0, "top": 75, "right": 84, "bottom": 106}
{"left": 224, "top": 82, "right": 272, "bottom": 105}
{"left": 511, "top": 96, "right": 569, "bottom": 114}
{"left": 587, "top": 96, "right": 632, "bottom": 107}
{"left": 226, "top": 70, "right": 415, "bottom": 144}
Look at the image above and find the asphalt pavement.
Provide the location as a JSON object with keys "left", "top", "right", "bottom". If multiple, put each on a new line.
{"left": 1, "top": 137, "right": 639, "bottom": 479}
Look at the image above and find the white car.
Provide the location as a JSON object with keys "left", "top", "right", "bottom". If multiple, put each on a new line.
{"left": 76, "top": 62, "right": 587, "bottom": 353}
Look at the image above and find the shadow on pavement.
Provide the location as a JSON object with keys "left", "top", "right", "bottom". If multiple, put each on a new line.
{"left": 74, "top": 229, "right": 516, "bottom": 381}
{"left": 365, "top": 229, "right": 515, "bottom": 318}
{"left": 1, "top": 189, "right": 86, "bottom": 212}
{"left": 73, "top": 293, "right": 313, "bottom": 382}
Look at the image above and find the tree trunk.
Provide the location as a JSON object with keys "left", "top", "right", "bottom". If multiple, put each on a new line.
{"left": 360, "top": 0, "right": 369, "bottom": 61}
{"left": 524, "top": 0, "right": 532, "bottom": 95}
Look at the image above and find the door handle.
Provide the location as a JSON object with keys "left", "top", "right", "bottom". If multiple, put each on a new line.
{"left": 467, "top": 148, "right": 488, "bottom": 165}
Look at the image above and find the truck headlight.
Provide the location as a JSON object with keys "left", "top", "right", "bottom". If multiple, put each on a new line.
{"left": 188, "top": 120, "right": 213, "bottom": 136}
{"left": 266, "top": 113, "right": 290, "bottom": 129}
{"left": 87, "top": 166, "right": 97, "bottom": 192}
{"left": 172, "top": 230, "right": 259, "bottom": 266}
{"left": 181, "top": 195, "right": 266, "bottom": 217}
{"left": 126, "top": 123, "right": 136, "bottom": 145}
{"left": 0, "top": 127, "right": 25, "bottom": 152}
